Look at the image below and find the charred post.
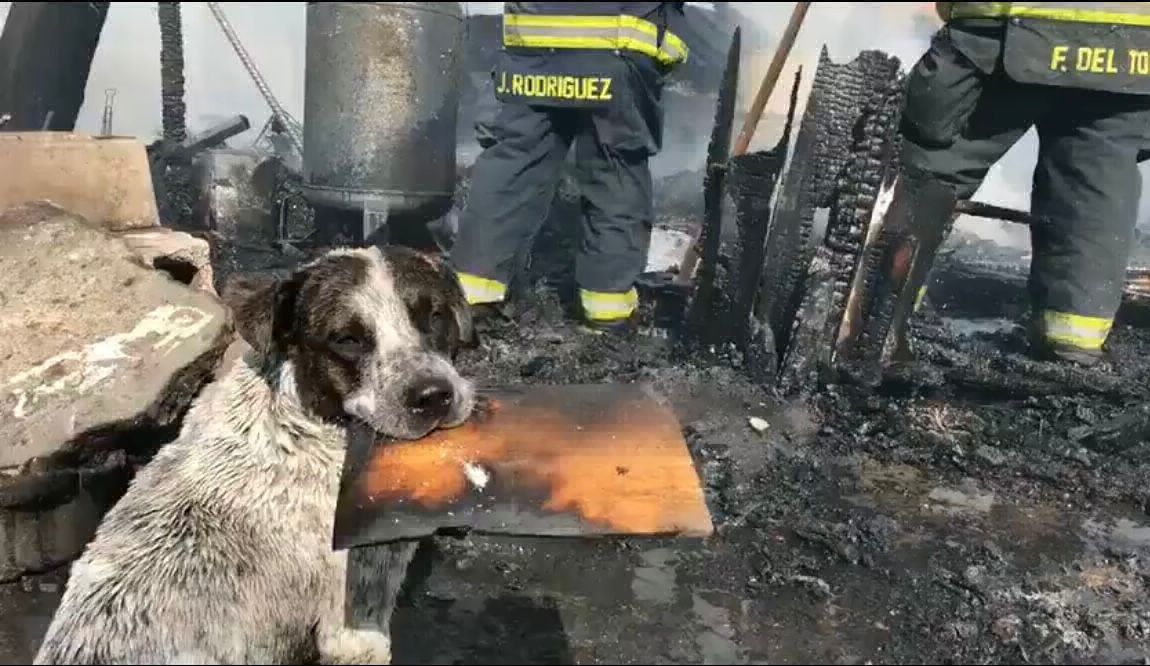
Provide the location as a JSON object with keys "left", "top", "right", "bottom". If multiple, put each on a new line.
{"left": 833, "top": 69, "right": 910, "bottom": 385}
{"left": 0, "top": 2, "right": 109, "bottom": 132}
{"left": 776, "top": 50, "right": 905, "bottom": 394}
{"left": 158, "top": 2, "right": 187, "bottom": 145}
{"left": 685, "top": 28, "right": 740, "bottom": 346}
{"left": 728, "top": 69, "right": 802, "bottom": 379}
{"left": 156, "top": 1, "right": 194, "bottom": 228}
{"left": 759, "top": 48, "right": 861, "bottom": 365}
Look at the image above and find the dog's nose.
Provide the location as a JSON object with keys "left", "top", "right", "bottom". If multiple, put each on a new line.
{"left": 404, "top": 377, "right": 455, "bottom": 423}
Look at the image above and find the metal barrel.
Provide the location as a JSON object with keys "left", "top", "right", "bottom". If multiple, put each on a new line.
{"left": 302, "top": 2, "right": 463, "bottom": 224}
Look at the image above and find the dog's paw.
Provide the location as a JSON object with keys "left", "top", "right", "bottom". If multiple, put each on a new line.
{"left": 319, "top": 628, "right": 392, "bottom": 665}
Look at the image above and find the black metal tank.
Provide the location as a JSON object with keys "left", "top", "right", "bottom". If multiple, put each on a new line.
{"left": 302, "top": 2, "right": 463, "bottom": 225}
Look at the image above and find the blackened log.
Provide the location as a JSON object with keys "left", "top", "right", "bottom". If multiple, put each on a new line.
{"left": 0, "top": 2, "right": 109, "bottom": 132}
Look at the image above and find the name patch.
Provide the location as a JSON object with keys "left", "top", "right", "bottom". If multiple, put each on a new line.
{"left": 1047, "top": 45, "right": 1150, "bottom": 76}
{"left": 495, "top": 72, "right": 614, "bottom": 102}
{"left": 1004, "top": 20, "right": 1150, "bottom": 95}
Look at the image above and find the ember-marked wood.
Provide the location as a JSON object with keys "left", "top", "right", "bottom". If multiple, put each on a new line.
{"left": 333, "top": 383, "right": 713, "bottom": 548}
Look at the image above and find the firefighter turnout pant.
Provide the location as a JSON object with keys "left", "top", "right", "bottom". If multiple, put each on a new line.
{"left": 899, "top": 26, "right": 1150, "bottom": 355}
{"left": 451, "top": 74, "right": 661, "bottom": 325}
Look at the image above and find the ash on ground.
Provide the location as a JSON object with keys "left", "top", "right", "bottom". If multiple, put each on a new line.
{"left": 386, "top": 188, "right": 1150, "bottom": 663}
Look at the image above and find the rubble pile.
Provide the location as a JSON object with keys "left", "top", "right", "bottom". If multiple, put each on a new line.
{"left": 0, "top": 201, "right": 231, "bottom": 583}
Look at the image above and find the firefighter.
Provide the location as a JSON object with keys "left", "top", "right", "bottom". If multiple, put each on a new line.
{"left": 450, "top": 2, "right": 689, "bottom": 332}
{"left": 861, "top": 1, "right": 1150, "bottom": 367}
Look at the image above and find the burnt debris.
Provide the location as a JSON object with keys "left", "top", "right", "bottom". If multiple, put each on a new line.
{"left": 778, "top": 50, "right": 905, "bottom": 393}
{"left": 680, "top": 47, "right": 908, "bottom": 394}
{"left": 684, "top": 27, "right": 742, "bottom": 349}
{"left": 728, "top": 70, "right": 801, "bottom": 376}
{"left": 683, "top": 37, "right": 805, "bottom": 382}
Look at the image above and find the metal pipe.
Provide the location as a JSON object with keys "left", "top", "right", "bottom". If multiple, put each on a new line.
{"left": 954, "top": 200, "right": 1034, "bottom": 225}
{"left": 176, "top": 114, "right": 251, "bottom": 158}
{"left": 100, "top": 88, "right": 115, "bottom": 136}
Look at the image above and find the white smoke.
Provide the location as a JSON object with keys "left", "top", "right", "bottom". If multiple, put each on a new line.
{"left": 724, "top": 2, "right": 1148, "bottom": 245}
{"left": 0, "top": 1, "right": 1145, "bottom": 238}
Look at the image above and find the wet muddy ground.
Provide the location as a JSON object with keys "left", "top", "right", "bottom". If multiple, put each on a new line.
{"left": 3, "top": 203, "right": 1150, "bottom": 665}
{"left": 380, "top": 278, "right": 1150, "bottom": 665}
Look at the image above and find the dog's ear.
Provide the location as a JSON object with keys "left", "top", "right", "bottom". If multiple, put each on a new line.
{"left": 448, "top": 287, "right": 479, "bottom": 352}
{"left": 416, "top": 252, "right": 480, "bottom": 353}
{"left": 222, "top": 272, "right": 303, "bottom": 356}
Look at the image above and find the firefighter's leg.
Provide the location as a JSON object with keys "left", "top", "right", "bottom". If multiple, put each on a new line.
{"left": 848, "top": 29, "right": 1036, "bottom": 378}
{"left": 450, "top": 102, "right": 575, "bottom": 307}
{"left": 1028, "top": 92, "right": 1150, "bottom": 364}
{"left": 571, "top": 122, "right": 654, "bottom": 328}
{"left": 571, "top": 57, "right": 663, "bottom": 329}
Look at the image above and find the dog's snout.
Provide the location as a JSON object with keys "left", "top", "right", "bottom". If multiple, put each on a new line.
{"left": 404, "top": 377, "right": 454, "bottom": 423}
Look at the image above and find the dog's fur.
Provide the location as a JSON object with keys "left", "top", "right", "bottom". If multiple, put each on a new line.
{"left": 33, "top": 245, "right": 478, "bottom": 665}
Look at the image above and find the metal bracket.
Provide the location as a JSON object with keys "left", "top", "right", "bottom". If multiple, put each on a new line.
{"left": 363, "top": 201, "right": 390, "bottom": 245}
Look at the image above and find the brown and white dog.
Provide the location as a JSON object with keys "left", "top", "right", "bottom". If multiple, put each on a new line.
{"left": 33, "top": 245, "right": 478, "bottom": 665}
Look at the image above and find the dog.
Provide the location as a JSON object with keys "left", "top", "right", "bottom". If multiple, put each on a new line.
{"left": 33, "top": 245, "right": 478, "bottom": 664}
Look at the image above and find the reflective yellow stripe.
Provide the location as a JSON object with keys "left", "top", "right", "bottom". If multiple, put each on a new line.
{"left": 1042, "top": 310, "right": 1113, "bottom": 350}
{"left": 914, "top": 286, "right": 928, "bottom": 312}
{"left": 503, "top": 14, "right": 689, "bottom": 65}
{"left": 580, "top": 288, "right": 639, "bottom": 322}
{"left": 458, "top": 273, "right": 507, "bottom": 306}
{"left": 948, "top": 2, "right": 1150, "bottom": 27}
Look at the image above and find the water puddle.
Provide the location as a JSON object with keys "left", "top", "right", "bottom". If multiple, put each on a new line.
{"left": 692, "top": 592, "right": 746, "bottom": 665}
{"left": 941, "top": 317, "right": 1017, "bottom": 338}
{"left": 1112, "top": 519, "right": 1150, "bottom": 548}
{"left": 846, "top": 458, "right": 1085, "bottom": 559}
{"left": 926, "top": 485, "right": 995, "bottom": 515}
{"left": 1082, "top": 516, "right": 1150, "bottom": 553}
{"left": 851, "top": 461, "right": 996, "bottom": 517}
{"left": 631, "top": 548, "right": 678, "bottom": 605}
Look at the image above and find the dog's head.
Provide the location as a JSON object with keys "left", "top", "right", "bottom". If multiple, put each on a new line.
{"left": 226, "top": 246, "right": 479, "bottom": 440}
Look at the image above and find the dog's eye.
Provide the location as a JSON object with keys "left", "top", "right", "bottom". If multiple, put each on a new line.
{"left": 327, "top": 333, "right": 368, "bottom": 359}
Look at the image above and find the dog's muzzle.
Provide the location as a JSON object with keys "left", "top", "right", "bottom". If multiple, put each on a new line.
{"left": 403, "top": 376, "right": 456, "bottom": 425}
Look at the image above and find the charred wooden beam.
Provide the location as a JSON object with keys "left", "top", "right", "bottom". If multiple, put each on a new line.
{"left": 685, "top": 28, "right": 740, "bottom": 344}
{"left": 758, "top": 47, "right": 854, "bottom": 364}
{"left": 729, "top": 69, "right": 802, "bottom": 378}
{"left": 930, "top": 258, "right": 1150, "bottom": 326}
{"left": 158, "top": 2, "right": 187, "bottom": 144}
{"left": 776, "top": 49, "right": 905, "bottom": 393}
{"left": 0, "top": 2, "right": 109, "bottom": 132}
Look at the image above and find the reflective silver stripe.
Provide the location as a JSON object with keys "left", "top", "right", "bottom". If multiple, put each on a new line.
{"left": 458, "top": 273, "right": 507, "bottom": 306}
{"left": 949, "top": 1, "right": 1150, "bottom": 25}
{"left": 580, "top": 288, "right": 639, "bottom": 321}
{"left": 502, "top": 14, "right": 688, "bottom": 64}
{"left": 1042, "top": 310, "right": 1112, "bottom": 350}
{"left": 505, "top": 24, "right": 657, "bottom": 46}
